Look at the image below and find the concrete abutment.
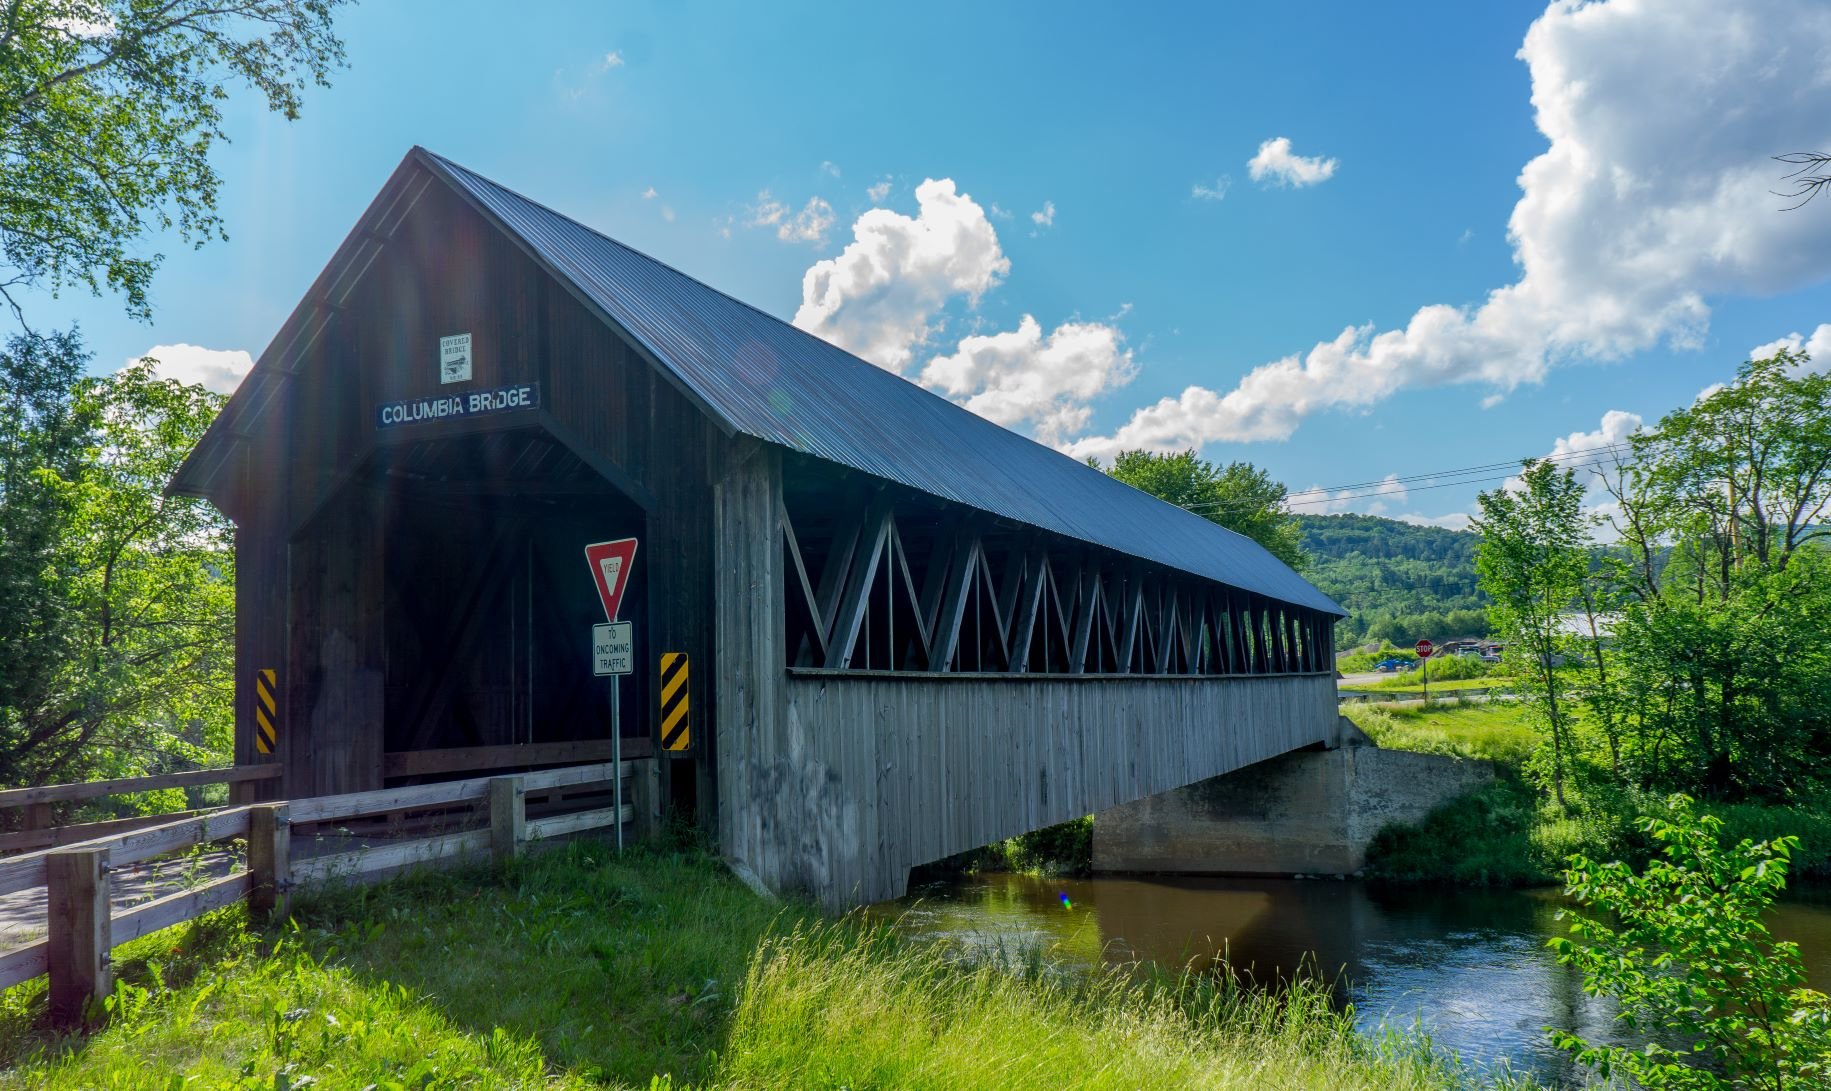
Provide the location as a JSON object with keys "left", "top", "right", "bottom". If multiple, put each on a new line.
{"left": 1092, "top": 720, "right": 1494, "bottom": 877}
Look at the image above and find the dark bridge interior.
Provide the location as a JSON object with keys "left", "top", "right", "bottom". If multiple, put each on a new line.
{"left": 343, "top": 428, "right": 648, "bottom": 762}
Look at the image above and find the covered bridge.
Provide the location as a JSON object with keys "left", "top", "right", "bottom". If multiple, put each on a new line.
{"left": 170, "top": 148, "right": 1347, "bottom": 908}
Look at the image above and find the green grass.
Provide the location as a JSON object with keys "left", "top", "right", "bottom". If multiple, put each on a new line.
{"left": 1, "top": 842, "right": 1539, "bottom": 1090}
{"left": 1346, "top": 699, "right": 1831, "bottom": 885}
{"left": 1346, "top": 676, "right": 1509, "bottom": 695}
{"left": 721, "top": 924, "right": 1533, "bottom": 1091}
{"left": 1344, "top": 700, "right": 1539, "bottom": 766}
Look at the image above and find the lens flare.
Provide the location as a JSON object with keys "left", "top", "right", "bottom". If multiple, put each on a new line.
{"left": 1058, "top": 892, "right": 1073, "bottom": 909}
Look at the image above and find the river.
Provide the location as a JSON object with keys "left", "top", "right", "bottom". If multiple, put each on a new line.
{"left": 869, "top": 872, "right": 1831, "bottom": 1086}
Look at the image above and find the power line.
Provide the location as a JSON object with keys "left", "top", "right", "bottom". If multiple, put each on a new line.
{"left": 1176, "top": 441, "right": 1634, "bottom": 516}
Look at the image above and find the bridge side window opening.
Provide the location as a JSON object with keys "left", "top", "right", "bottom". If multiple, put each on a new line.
{"left": 779, "top": 473, "right": 1330, "bottom": 678}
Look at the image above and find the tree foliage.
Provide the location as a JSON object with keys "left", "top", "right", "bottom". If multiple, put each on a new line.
{"left": 1462, "top": 351, "right": 1831, "bottom": 809}
{"left": 1297, "top": 513, "right": 1489, "bottom": 647}
{"left": 0, "top": 336, "right": 232, "bottom": 792}
{"left": 1473, "top": 459, "right": 1589, "bottom": 807}
{"left": 0, "top": 0, "right": 349, "bottom": 321}
{"left": 1598, "top": 351, "right": 1831, "bottom": 799}
{"left": 1096, "top": 449, "right": 1307, "bottom": 571}
{"left": 1551, "top": 796, "right": 1831, "bottom": 1089}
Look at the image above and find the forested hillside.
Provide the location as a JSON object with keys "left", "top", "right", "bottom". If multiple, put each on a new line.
{"left": 1297, "top": 514, "right": 1488, "bottom": 649}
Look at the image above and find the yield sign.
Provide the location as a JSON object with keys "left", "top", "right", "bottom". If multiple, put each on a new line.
{"left": 584, "top": 538, "right": 638, "bottom": 622}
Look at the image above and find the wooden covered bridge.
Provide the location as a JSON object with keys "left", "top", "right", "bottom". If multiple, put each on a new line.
{"left": 168, "top": 148, "right": 1347, "bottom": 909}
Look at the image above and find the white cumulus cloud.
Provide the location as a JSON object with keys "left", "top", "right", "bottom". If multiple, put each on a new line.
{"left": 867, "top": 177, "right": 892, "bottom": 202}
{"left": 128, "top": 344, "right": 253, "bottom": 394}
{"left": 1030, "top": 200, "right": 1056, "bottom": 230}
{"left": 1289, "top": 474, "right": 1409, "bottom": 516}
{"left": 1247, "top": 137, "right": 1338, "bottom": 188}
{"left": 793, "top": 178, "right": 1008, "bottom": 372}
{"left": 1502, "top": 407, "right": 1644, "bottom": 540}
{"left": 1069, "top": 0, "right": 1831, "bottom": 461}
{"left": 1749, "top": 323, "right": 1831, "bottom": 373}
{"left": 920, "top": 316, "right": 1134, "bottom": 444}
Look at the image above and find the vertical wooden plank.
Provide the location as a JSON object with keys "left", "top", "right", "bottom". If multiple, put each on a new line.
{"left": 47, "top": 848, "right": 109, "bottom": 1025}
{"left": 490, "top": 776, "right": 526, "bottom": 861}
{"left": 248, "top": 804, "right": 291, "bottom": 918}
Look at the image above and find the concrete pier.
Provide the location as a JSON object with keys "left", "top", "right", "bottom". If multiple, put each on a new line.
{"left": 1092, "top": 726, "right": 1494, "bottom": 877}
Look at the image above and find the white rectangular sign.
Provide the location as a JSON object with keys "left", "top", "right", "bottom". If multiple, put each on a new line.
{"left": 439, "top": 332, "right": 473, "bottom": 384}
{"left": 592, "top": 621, "right": 633, "bottom": 676}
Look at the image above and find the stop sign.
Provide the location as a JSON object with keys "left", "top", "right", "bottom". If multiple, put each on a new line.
{"left": 1415, "top": 639, "right": 1435, "bottom": 659}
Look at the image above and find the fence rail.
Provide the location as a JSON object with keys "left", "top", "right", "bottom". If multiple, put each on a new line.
{"left": 0, "top": 760, "right": 644, "bottom": 1022}
{"left": 0, "top": 765, "right": 285, "bottom": 856}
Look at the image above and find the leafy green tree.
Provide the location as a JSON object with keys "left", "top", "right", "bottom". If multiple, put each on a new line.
{"left": 0, "top": 1, "right": 349, "bottom": 793}
{"left": 1599, "top": 351, "right": 1831, "bottom": 798}
{"left": 1551, "top": 796, "right": 1831, "bottom": 1089}
{"left": 1097, "top": 449, "right": 1307, "bottom": 571}
{"left": 0, "top": 0, "right": 349, "bottom": 322}
{"left": 0, "top": 355, "right": 232, "bottom": 791}
{"left": 1473, "top": 459, "right": 1589, "bottom": 807}
{"left": 0, "top": 329, "right": 96, "bottom": 746}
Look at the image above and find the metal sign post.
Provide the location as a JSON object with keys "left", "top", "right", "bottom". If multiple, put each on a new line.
{"left": 1415, "top": 638, "right": 1434, "bottom": 702}
{"left": 591, "top": 622, "right": 633, "bottom": 852}
{"left": 612, "top": 682, "right": 622, "bottom": 853}
{"left": 587, "top": 539, "right": 638, "bottom": 854}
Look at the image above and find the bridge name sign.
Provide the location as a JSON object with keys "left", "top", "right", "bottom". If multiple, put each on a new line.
{"left": 375, "top": 382, "right": 540, "bottom": 429}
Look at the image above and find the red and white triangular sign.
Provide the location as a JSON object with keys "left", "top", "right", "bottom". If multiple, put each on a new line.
{"left": 584, "top": 538, "right": 638, "bottom": 622}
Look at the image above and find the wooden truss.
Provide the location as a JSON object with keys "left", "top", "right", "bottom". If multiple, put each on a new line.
{"left": 778, "top": 487, "right": 1331, "bottom": 676}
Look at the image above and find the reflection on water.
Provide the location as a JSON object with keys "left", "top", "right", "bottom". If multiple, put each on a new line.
{"left": 868, "top": 873, "right": 1831, "bottom": 1086}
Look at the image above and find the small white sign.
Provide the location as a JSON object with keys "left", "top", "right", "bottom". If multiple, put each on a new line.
{"left": 593, "top": 621, "right": 633, "bottom": 676}
{"left": 439, "top": 333, "right": 473, "bottom": 385}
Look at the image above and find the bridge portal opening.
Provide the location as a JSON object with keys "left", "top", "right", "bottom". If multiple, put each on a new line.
{"left": 286, "top": 426, "right": 649, "bottom": 794}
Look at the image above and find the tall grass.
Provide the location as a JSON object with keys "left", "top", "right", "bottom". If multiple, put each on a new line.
{"left": 720, "top": 923, "right": 1532, "bottom": 1091}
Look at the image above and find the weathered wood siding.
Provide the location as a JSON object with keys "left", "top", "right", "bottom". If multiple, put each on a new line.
{"left": 715, "top": 449, "right": 1341, "bottom": 909}
{"left": 713, "top": 446, "right": 785, "bottom": 881}
{"left": 770, "top": 673, "right": 1338, "bottom": 907}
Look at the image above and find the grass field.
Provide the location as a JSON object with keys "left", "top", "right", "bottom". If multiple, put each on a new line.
{"left": 1345, "top": 676, "right": 1510, "bottom": 695}
{"left": 0, "top": 842, "right": 1541, "bottom": 1090}
{"left": 1343, "top": 699, "right": 1831, "bottom": 885}
{"left": 1344, "top": 699, "right": 1538, "bottom": 766}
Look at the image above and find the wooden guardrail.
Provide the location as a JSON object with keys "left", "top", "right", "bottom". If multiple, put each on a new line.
{"left": 0, "top": 760, "right": 640, "bottom": 1023}
{"left": 0, "top": 765, "right": 284, "bottom": 855}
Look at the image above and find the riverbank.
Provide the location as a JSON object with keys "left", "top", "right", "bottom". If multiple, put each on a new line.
{"left": 1346, "top": 700, "right": 1831, "bottom": 885}
{"left": 0, "top": 840, "right": 1540, "bottom": 1089}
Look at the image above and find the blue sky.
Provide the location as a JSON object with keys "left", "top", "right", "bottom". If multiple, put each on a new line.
{"left": 35, "top": 0, "right": 1831, "bottom": 527}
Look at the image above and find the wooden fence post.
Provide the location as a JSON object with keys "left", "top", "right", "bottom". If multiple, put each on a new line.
{"left": 47, "top": 847, "right": 109, "bottom": 1025}
{"left": 489, "top": 776, "right": 525, "bottom": 862}
{"left": 24, "top": 802, "right": 53, "bottom": 831}
{"left": 248, "top": 804, "right": 290, "bottom": 919}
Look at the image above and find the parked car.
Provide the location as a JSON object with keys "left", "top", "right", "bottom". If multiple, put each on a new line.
{"left": 1375, "top": 657, "right": 1415, "bottom": 673}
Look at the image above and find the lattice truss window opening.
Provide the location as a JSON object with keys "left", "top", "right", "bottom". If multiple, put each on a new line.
{"left": 778, "top": 463, "right": 1330, "bottom": 677}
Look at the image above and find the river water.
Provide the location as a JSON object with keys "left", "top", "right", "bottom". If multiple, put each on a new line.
{"left": 869, "top": 873, "right": 1831, "bottom": 1086}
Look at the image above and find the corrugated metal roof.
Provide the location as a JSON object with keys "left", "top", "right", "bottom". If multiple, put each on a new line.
{"left": 424, "top": 150, "right": 1342, "bottom": 616}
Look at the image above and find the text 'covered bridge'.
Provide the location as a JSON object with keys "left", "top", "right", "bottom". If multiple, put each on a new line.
{"left": 170, "top": 148, "right": 1347, "bottom": 908}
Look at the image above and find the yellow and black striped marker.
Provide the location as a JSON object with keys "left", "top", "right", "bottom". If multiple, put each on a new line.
{"left": 660, "top": 652, "right": 691, "bottom": 751}
{"left": 255, "top": 668, "right": 279, "bottom": 755}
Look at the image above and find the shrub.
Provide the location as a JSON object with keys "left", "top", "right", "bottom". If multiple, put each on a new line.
{"left": 1551, "top": 797, "right": 1831, "bottom": 1089}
